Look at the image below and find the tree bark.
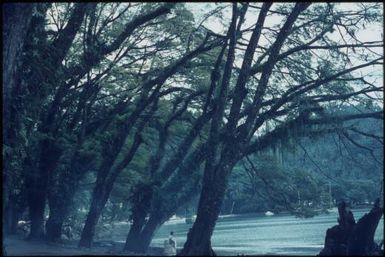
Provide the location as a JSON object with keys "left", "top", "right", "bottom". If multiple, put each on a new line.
{"left": 124, "top": 143, "right": 206, "bottom": 253}
{"left": 179, "top": 183, "right": 223, "bottom": 256}
{"left": 180, "top": 4, "right": 311, "bottom": 255}
{"left": 26, "top": 139, "right": 62, "bottom": 239}
{"left": 78, "top": 184, "right": 107, "bottom": 248}
{"left": 46, "top": 147, "right": 93, "bottom": 241}
{"left": 123, "top": 184, "right": 154, "bottom": 252}
{"left": 347, "top": 200, "right": 383, "bottom": 255}
{"left": 4, "top": 193, "right": 23, "bottom": 234}
{"left": 123, "top": 215, "right": 147, "bottom": 252}
{"left": 18, "top": 3, "right": 85, "bottom": 240}
{"left": 319, "top": 199, "right": 383, "bottom": 256}
{"left": 27, "top": 192, "right": 46, "bottom": 239}
{"left": 2, "top": 3, "right": 34, "bottom": 130}
{"left": 135, "top": 215, "right": 161, "bottom": 253}
{"left": 179, "top": 3, "right": 239, "bottom": 250}
{"left": 180, "top": 160, "right": 235, "bottom": 256}
{"left": 79, "top": 130, "right": 143, "bottom": 247}
{"left": 46, "top": 184, "right": 76, "bottom": 241}
{"left": 45, "top": 215, "right": 63, "bottom": 242}
{"left": 2, "top": 3, "right": 34, "bottom": 237}
{"left": 124, "top": 217, "right": 158, "bottom": 254}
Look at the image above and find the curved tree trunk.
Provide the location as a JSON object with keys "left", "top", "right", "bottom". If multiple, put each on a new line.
{"left": 179, "top": 164, "right": 231, "bottom": 256}
{"left": 123, "top": 212, "right": 147, "bottom": 252}
{"left": 123, "top": 184, "right": 153, "bottom": 252}
{"left": 78, "top": 207, "right": 101, "bottom": 248}
{"left": 124, "top": 145, "right": 206, "bottom": 253}
{"left": 2, "top": 3, "right": 34, "bottom": 131}
{"left": 78, "top": 185, "right": 107, "bottom": 248}
{"left": 3, "top": 3, "right": 34, "bottom": 237}
{"left": 179, "top": 185, "right": 223, "bottom": 255}
{"left": 124, "top": 216, "right": 160, "bottom": 253}
{"left": 135, "top": 215, "right": 162, "bottom": 253}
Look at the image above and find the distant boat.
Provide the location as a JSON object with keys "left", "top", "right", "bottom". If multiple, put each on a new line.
{"left": 327, "top": 207, "right": 338, "bottom": 213}
{"left": 265, "top": 211, "right": 274, "bottom": 216}
{"left": 165, "top": 215, "right": 185, "bottom": 225}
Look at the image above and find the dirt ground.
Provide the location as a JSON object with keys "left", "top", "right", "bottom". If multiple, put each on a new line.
{"left": 3, "top": 234, "right": 164, "bottom": 256}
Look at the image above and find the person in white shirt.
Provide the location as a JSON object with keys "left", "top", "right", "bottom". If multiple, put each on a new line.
{"left": 164, "top": 231, "right": 177, "bottom": 255}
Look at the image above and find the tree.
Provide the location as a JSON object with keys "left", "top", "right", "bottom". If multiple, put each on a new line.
{"left": 11, "top": 3, "right": 177, "bottom": 241}
{"left": 21, "top": 3, "right": 90, "bottom": 239}
{"left": 2, "top": 2, "right": 382, "bottom": 253}
{"left": 43, "top": 3, "right": 180, "bottom": 243}
{"left": 180, "top": 3, "right": 383, "bottom": 255}
{"left": 3, "top": 3, "right": 34, "bottom": 235}
{"left": 122, "top": 13, "right": 231, "bottom": 250}
{"left": 78, "top": 4, "right": 222, "bottom": 247}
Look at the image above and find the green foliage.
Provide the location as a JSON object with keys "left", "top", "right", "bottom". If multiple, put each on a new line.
{"left": 3, "top": 2, "right": 382, "bottom": 243}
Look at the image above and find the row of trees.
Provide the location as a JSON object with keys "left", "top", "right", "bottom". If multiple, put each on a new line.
{"left": 3, "top": 2, "right": 383, "bottom": 255}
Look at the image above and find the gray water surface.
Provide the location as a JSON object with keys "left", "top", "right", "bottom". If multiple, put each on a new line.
{"left": 150, "top": 209, "right": 384, "bottom": 255}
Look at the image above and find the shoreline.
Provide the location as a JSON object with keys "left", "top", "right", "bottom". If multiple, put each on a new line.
{"left": 3, "top": 234, "right": 239, "bottom": 256}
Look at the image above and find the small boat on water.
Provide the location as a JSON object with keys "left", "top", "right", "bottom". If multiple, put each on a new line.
{"left": 165, "top": 215, "right": 185, "bottom": 225}
{"left": 265, "top": 211, "right": 274, "bottom": 216}
{"left": 327, "top": 207, "right": 338, "bottom": 213}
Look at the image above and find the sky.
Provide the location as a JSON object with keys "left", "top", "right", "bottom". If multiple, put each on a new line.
{"left": 185, "top": 2, "right": 383, "bottom": 103}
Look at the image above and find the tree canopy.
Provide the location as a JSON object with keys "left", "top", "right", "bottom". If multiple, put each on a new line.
{"left": 3, "top": 2, "right": 383, "bottom": 256}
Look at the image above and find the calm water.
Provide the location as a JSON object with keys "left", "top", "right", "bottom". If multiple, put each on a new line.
{"left": 150, "top": 209, "right": 384, "bottom": 255}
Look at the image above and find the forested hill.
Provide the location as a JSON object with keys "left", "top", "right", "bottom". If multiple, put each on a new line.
{"left": 221, "top": 105, "right": 383, "bottom": 215}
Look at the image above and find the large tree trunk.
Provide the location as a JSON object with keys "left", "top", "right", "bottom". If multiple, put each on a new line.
{"left": 347, "top": 200, "right": 383, "bottom": 255}
{"left": 79, "top": 126, "right": 144, "bottom": 248}
{"left": 319, "top": 199, "right": 383, "bottom": 256}
{"left": 45, "top": 215, "right": 64, "bottom": 242}
{"left": 135, "top": 215, "right": 162, "bottom": 253}
{"left": 124, "top": 216, "right": 160, "bottom": 254}
{"left": 78, "top": 184, "right": 107, "bottom": 248}
{"left": 26, "top": 139, "right": 62, "bottom": 240}
{"left": 78, "top": 206, "right": 102, "bottom": 247}
{"left": 124, "top": 146, "right": 206, "bottom": 253}
{"left": 2, "top": 3, "right": 34, "bottom": 237}
{"left": 180, "top": 161, "right": 234, "bottom": 256}
{"left": 46, "top": 186, "right": 76, "bottom": 242}
{"left": 123, "top": 184, "right": 153, "bottom": 252}
{"left": 27, "top": 190, "right": 46, "bottom": 239}
{"left": 179, "top": 184, "right": 223, "bottom": 256}
{"left": 123, "top": 216, "right": 147, "bottom": 252}
{"left": 4, "top": 193, "right": 23, "bottom": 235}
{"left": 79, "top": 143, "right": 143, "bottom": 247}
{"left": 78, "top": 176, "right": 122, "bottom": 247}
{"left": 2, "top": 3, "right": 34, "bottom": 130}
{"left": 26, "top": 160, "right": 49, "bottom": 239}
{"left": 46, "top": 153, "right": 88, "bottom": 242}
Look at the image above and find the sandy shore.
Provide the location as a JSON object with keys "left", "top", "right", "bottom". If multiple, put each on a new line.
{"left": 3, "top": 234, "right": 240, "bottom": 256}
{"left": 3, "top": 234, "right": 166, "bottom": 256}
